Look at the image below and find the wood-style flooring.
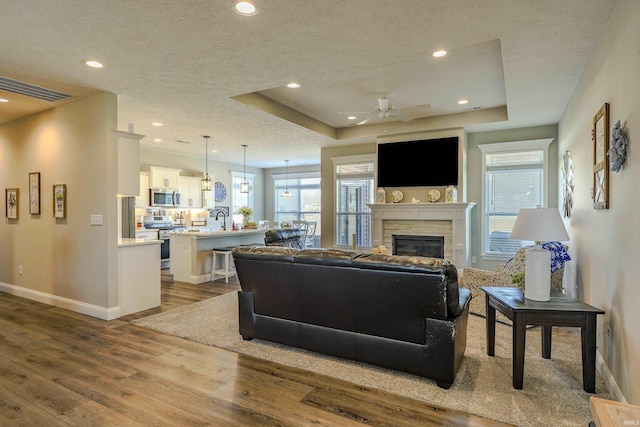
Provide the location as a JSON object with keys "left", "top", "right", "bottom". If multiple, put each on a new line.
{"left": 0, "top": 270, "right": 511, "bottom": 426}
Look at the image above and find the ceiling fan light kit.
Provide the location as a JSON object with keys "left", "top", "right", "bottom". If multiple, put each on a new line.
{"left": 345, "top": 94, "right": 430, "bottom": 126}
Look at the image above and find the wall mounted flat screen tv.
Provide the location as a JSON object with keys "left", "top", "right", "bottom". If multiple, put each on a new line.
{"left": 377, "top": 137, "right": 459, "bottom": 187}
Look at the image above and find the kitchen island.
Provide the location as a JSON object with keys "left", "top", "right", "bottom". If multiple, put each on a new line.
{"left": 170, "top": 228, "right": 265, "bottom": 284}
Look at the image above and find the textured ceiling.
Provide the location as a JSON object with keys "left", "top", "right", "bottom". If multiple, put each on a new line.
{"left": 0, "top": 0, "right": 616, "bottom": 168}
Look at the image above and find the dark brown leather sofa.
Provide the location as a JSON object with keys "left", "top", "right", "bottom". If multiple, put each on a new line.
{"left": 232, "top": 246, "right": 472, "bottom": 388}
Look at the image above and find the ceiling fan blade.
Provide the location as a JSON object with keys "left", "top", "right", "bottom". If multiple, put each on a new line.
{"left": 393, "top": 112, "right": 413, "bottom": 122}
{"left": 397, "top": 103, "right": 432, "bottom": 111}
{"left": 356, "top": 115, "right": 376, "bottom": 125}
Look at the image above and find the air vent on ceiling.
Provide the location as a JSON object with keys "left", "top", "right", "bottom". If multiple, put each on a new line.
{"left": 0, "top": 76, "right": 72, "bottom": 102}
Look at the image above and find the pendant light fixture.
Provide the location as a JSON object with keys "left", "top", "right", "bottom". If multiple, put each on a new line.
{"left": 201, "top": 135, "right": 212, "bottom": 191}
{"left": 281, "top": 159, "right": 293, "bottom": 198}
{"left": 240, "top": 144, "right": 249, "bottom": 194}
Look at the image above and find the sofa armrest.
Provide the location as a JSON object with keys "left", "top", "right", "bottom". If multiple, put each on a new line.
{"left": 457, "top": 288, "right": 472, "bottom": 314}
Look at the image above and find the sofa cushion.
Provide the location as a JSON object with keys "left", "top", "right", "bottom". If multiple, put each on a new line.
{"left": 353, "top": 254, "right": 462, "bottom": 316}
{"left": 293, "top": 248, "right": 356, "bottom": 267}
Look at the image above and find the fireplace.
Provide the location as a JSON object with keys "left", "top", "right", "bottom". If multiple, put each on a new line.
{"left": 393, "top": 235, "right": 445, "bottom": 258}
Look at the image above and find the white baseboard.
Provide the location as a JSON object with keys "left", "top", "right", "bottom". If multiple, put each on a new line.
{"left": 0, "top": 282, "right": 121, "bottom": 320}
{"left": 597, "top": 350, "right": 626, "bottom": 403}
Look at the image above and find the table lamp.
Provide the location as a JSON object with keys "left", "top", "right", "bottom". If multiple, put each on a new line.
{"left": 510, "top": 206, "right": 570, "bottom": 301}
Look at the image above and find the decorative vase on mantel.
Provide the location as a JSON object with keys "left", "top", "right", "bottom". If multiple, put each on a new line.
{"left": 445, "top": 185, "right": 458, "bottom": 203}
{"left": 242, "top": 217, "right": 249, "bottom": 228}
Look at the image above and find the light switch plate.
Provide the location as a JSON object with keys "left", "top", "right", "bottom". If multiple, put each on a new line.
{"left": 90, "top": 214, "right": 103, "bottom": 226}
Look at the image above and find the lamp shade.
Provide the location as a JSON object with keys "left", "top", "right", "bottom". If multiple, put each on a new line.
{"left": 510, "top": 207, "right": 569, "bottom": 243}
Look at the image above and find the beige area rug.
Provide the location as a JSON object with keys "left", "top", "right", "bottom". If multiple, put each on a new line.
{"left": 132, "top": 292, "right": 611, "bottom": 427}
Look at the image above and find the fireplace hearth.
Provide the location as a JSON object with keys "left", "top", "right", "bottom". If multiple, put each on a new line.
{"left": 393, "top": 235, "right": 445, "bottom": 258}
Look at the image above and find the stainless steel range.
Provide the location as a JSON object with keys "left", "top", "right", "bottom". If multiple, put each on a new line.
{"left": 143, "top": 215, "right": 186, "bottom": 269}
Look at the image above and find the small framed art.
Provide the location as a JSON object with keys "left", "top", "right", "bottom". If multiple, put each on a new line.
{"left": 6, "top": 188, "right": 18, "bottom": 220}
{"left": 29, "top": 172, "right": 41, "bottom": 214}
{"left": 592, "top": 103, "right": 609, "bottom": 209}
{"left": 53, "top": 184, "right": 66, "bottom": 219}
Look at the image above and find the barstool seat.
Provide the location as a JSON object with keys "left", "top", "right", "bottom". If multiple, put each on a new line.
{"left": 211, "top": 246, "right": 237, "bottom": 283}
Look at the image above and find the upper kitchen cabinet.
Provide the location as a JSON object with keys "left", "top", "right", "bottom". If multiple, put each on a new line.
{"left": 202, "top": 189, "right": 214, "bottom": 209}
{"left": 178, "top": 176, "right": 203, "bottom": 208}
{"left": 149, "top": 166, "right": 181, "bottom": 189}
{"left": 117, "top": 130, "right": 144, "bottom": 196}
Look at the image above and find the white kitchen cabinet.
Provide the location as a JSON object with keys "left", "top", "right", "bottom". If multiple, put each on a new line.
{"left": 202, "top": 190, "right": 214, "bottom": 209}
{"left": 149, "top": 166, "right": 181, "bottom": 189}
{"left": 117, "top": 130, "right": 144, "bottom": 196}
{"left": 135, "top": 172, "right": 150, "bottom": 207}
{"left": 178, "top": 176, "right": 202, "bottom": 208}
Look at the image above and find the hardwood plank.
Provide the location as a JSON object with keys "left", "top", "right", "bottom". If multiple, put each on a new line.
{"left": 54, "top": 368, "right": 212, "bottom": 427}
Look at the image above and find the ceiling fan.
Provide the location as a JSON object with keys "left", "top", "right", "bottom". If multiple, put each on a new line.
{"left": 341, "top": 94, "right": 431, "bottom": 125}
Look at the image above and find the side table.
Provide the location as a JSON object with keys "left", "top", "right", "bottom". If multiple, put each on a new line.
{"left": 481, "top": 286, "right": 605, "bottom": 392}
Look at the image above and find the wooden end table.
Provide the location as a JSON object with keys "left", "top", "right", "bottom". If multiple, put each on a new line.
{"left": 481, "top": 286, "right": 605, "bottom": 392}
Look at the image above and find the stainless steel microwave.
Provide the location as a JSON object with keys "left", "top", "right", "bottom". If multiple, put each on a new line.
{"left": 150, "top": 188, "right": 180, "bottom": 207}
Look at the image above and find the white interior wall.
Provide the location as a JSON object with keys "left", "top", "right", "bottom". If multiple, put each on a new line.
{"left": 558, "top": 0, "right": 640, "bottom": 403}
{"left": 0, "top": 93, "right": 119, "bottom": 309}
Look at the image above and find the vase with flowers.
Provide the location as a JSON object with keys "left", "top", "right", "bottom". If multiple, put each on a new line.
{"left": 237, "top": 205, "right": 253, "bottom": 228}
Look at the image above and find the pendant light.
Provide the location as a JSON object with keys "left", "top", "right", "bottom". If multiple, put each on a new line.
{"left": 281, "top": 160, "right": 293, "bottom": 198}
{"left": 240, "top": 144, "right": 249, "bottom": 194}
{"left": 201, "top": 135, "right": 212, "bottom": 191}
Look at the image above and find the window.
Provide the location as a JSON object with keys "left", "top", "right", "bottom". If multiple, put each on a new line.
{"left": 332, "top": 154, "right": 375, "bottom": 248}
{"left": 230, "top": 171, "right": 255, "bottom": 225}
{"left": 479, "top": 139, "right": 553, "bottom": 258}
{"left": 273, "top": 172, "right": 321, "bottom": 235}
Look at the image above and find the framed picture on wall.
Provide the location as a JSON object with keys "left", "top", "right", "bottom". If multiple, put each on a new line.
{"left": 6, "top": 188, "right": 18, "bottom": 220}
{"left": 53, "top": 184, "right": 66, "bottom": 219}
{"left": 29, "top": 172, "right": 41, "bottom": 214}
{"left": 592, "top": 103, "right": 609, "bottom": 209}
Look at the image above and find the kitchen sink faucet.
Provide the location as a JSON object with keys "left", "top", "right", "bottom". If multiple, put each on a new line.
{"left": 215, "top": 210, "right": 227, "bottom": 231}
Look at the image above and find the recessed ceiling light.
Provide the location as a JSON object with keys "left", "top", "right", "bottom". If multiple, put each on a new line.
{"left": 432, "top": 50, "right": 447, "bottom": 58}
{"left": 211, "top": 150, "right": 218, "bottom": 153}
{"left": 347, "top": 116, "right": 357, "bottom": 120}
{"left": 233, "top": 1, "right": 258, "bottom": 16}
{"left": 0, "top": 98, "right": 8, "bottom": 103}
{"left": 152, "top": 122, "right": 162, "bottom": 126}
{"left": 153, "top": 138, "right": 162, "bottom": 142}
{"left": 457, "top": 99, "right": 469, "bottom": 105}
{"left": 287, "top": 82, "right": 301, "bottom": 89}
{"left": 84, "top": 60, "right": 103, "bottom": 68}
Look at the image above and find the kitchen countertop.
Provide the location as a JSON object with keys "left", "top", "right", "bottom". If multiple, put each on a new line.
{"left": 118, "top": 237, "right": 162, "bottom": 247}
{"left": 171, "top": 228, "right": 264, "bottom": 238}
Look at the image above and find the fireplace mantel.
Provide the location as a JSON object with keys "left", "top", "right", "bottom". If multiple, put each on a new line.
{"left": 368, "top": 202, "right": 475, "bottom": 269}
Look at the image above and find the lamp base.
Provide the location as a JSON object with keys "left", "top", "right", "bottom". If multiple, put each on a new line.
{"left": 524, "top": 245, "right": 551, "bottom": 301}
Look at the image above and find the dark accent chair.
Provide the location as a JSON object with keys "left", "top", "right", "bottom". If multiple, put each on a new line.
{"left": 264, "top": 228, "right": 305, "bottom": 249}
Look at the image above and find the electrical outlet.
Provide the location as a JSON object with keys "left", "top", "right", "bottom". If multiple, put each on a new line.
{"left": 19, "top": 265, "right": 23, "bottom": 275}
{"left": 471, "top": 256, "right": 477, "bottom": 264}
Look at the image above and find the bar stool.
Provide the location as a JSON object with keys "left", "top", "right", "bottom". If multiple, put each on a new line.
{"left": 211, "top": 246, "right": 237, "bottom": 283}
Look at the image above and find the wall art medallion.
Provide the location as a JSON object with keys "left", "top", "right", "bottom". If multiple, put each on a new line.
{"left": 608, "top": 119, "right": 628, "bottom": 173}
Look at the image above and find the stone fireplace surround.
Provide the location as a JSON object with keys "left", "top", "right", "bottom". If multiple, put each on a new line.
{"left": 368, "top": 202, "right": 475, "bottom": 269}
